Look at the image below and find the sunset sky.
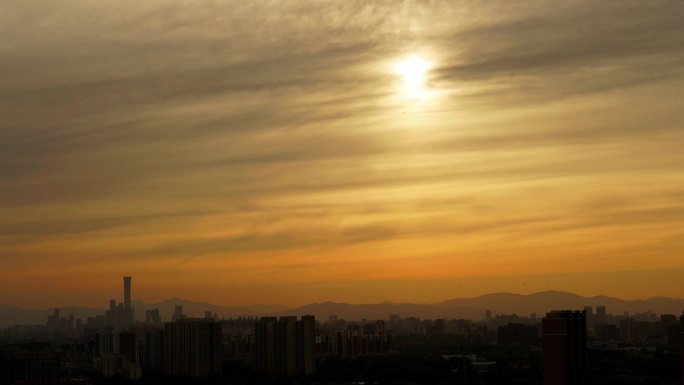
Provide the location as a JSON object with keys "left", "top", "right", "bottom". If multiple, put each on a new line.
{"left": 2, "top": 0, "right": 684, "bottom": 309}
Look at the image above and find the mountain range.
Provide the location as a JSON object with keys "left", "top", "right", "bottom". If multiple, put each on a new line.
{"left": 2, "top": 291, "right": 683, "bottom": 327}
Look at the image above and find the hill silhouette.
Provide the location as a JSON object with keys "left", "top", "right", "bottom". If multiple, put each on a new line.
{"left": 275, "top": 291, "right": 684, "bottom": 320}
{"left": 2, "top": 291, "right": 682, "bottom": 327}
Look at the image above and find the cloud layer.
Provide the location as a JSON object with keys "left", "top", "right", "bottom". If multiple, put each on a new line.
{"left": 1, "top": 0, "right": 683, "bottom": 307}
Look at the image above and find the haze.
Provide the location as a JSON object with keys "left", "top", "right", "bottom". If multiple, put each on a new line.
{"left": 1, "top": 0, "right": 683, "bottom": 309}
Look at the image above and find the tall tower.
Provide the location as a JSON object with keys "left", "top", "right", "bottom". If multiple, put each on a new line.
{"left": 123, "top": 276, "right": 134, "bottom": 325}
{"left": 123, "top": 276, "right": 132, "bottom": 310}
{"left": 542, "top": 310, "right": 587, "bottom": 385}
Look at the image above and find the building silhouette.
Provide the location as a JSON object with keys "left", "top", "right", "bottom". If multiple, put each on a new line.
{"left": 0, "top": 349, "right": 57, "bottom": 384}
{"left": 145, "top": 309, "right": 162, "bottom": 324}
{"left": 594, "top": 323, "right": 619, "bottom": 342}
{"left": 97, "top": 329, "right": 120, "bottom": 356}
{"left": 105, "top": 277, "right": 135, "bottom": 328}
{"left": 46, "top": 309, "right": 59, "bottom": 332}
{"left": 583, "top": 306, "right": 593, "bottom": 332}
{"left": 542, "top": 310, "right": 587, "bottom": 385}
{"left": 595, "top": 306, "right": 607, "bottom": 324}
{"left": 315, "top": 324, "right": 394, "bottom": 357}
{"left": 119, "top": 332, "right": 138, "bottom": 366}
{"left": 681, "top": 311, "right": 684, "bottom": 385}
{"left": 255, "top": 317, "right": 277, "bottom": 374}
{"left": 276, "top": 316, "right": 298, "bottom": 376}
{"left": 255, "top": 316, "right": 315, "bottom": 376}
{"left": 144, "top": 330, "right": 164, "bottom": 373}
{"left": 171, "top": 305, "right": 186, "bottom": 322}
{"left": 93, "top": 328, "right": 141, "bottom": 379}
{"left": 123, "top": 276, "right": 134, "bottom": 325}
{"left": 498, "top": 323, "right": 539, "bottom": 346}
{"left": 163, "top": 318, "right": 222, "bottom": 378}
{"left": 298, "top": 315, "right": 315, "bottom": 375}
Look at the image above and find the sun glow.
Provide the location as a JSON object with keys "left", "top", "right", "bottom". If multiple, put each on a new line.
{"left": 394, "top": 55, "right": 431, "bottom": 99}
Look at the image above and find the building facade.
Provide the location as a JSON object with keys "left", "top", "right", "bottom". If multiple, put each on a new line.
{"left": 164, "top": 319, "right": 222, "bottom": 378}
{"left": 680, "top": 312, "right": 684, "bottom": 385}
{"left": 255, "top": 316, "right": 315, "bottom": 377}
{"left": 542, "top": 310, "right": 587, "bottom": 385}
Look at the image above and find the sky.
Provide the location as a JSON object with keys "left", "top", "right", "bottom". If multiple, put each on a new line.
{"left": 1, "top": 0, "right": 684, "bottom": 309}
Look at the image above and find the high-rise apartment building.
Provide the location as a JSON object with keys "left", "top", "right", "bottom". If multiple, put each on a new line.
{"left": 163, "top": 318, "right": 222, "bottom": 378}
{"left": 144, "top": 330, "right": 164, "bottom": 373}
{"left": 596, "top": 306, "right": 606, "bottom": 324}
{"left": 276, "top": 316, "right": 298, "bottom": 377}
{"left": 389, "top": 314, "right": 401, "bottom": 332}
{"left": 583, "top": 306, "right": 593, "bottom": 332}
{"left": 171, "top": 305, "right": 186, "bottom": 322}
{"left": 98, "top": 329, "right": 121, "bottom": 356}
{"left": 255, "top": 317, "right": 277, "bottom": 374}
{"left": 542, "top": 310, "right": 587, "bottom": 385}
{"left": 119, "top": 332, "right": 138, "bottom": 365}
{"left": 255, "top": 316, "right": 316, "bottom": 377}
{"left": 680, "top": 311, "right": 684, "bottom": 385}
{"left": 0, "top": 350, "right": 57, "bottom": 384}
{"left": 298, "top": 315, "right": 315, "bottom": 376}
{"left": 145, "top": 309, "right": 162, "bottom": 324}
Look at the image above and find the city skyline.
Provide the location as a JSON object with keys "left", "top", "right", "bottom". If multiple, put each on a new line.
{"left": 3, "top": 270, "right": 684, "bottom": 310}
{"left": 2, "top": 275, "right": 683, "bottom": 384}
{"left": 3, "top": 1, "right": 684, "bottom": 308}
{"left": 3, "top": 276, "right": 684, "bottom": 323}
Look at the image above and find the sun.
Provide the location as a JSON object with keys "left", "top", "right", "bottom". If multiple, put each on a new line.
{"left": 394, "top": 55, "right": 430, "bottom": 99}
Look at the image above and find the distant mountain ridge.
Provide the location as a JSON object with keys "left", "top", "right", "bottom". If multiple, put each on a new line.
{"left": 434, "top": 290, "right": 684, "bottom": 317}
{"left": 273, "top": 291, "right": 684, "bottom": 321}
{"left": 1, "top": 291, "right": 683, "bottom": 327}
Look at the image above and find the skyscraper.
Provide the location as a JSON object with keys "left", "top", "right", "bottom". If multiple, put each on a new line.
{"left": 680, "top": 311, "right": 684, "bottom": 385}
{"left": 104, "top": 277, "right": 135, "bottom": 327}
{"left": 123, "top": 276, "right": 131, "bottom": 310}
{"left": 123, "top": 276, "right": 134, "bottom": 325}
{"left": 583, "top": 306, "right": 593, "bottom": 332}
{"left": 276, "top": 316, "right": 298, "bottom": 377}
{"left": 144, "top": 330, "right": 164, "bottom": 373}
{"left": 298, "top": 315, "right": 315, "bottom": 376}
{"left": 255, "top": 317, "right": 277, "bottom": 374}
{"left": 163, "top": 318, "right": 222, "bottom": 378}
{"left": 542, "top": 310, "right": 587, "bottom": 385}
{"left": 595, "top": 306, "right": 606, "bottom": 324}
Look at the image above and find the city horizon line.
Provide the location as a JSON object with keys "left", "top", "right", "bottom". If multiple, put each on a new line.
{"left": 5, "top": 288, "right": 684, "bottom": 312}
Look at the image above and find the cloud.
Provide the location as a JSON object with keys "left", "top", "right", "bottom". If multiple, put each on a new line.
{"left": 1, "top": 0, "right": 683, "bottom": 306}
{"left": 432, "top": 1, "right": 684, "bottom": 102}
